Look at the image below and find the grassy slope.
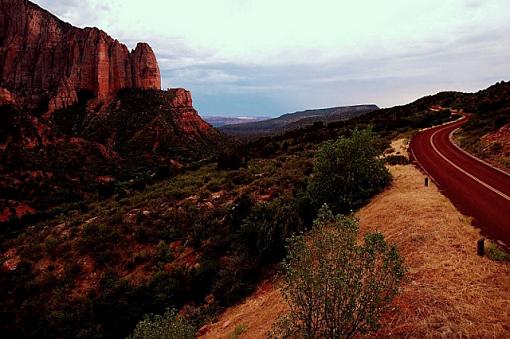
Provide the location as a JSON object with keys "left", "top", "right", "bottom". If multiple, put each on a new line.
{"left": 201, "top": 163, "right": 510, "bottom": 338}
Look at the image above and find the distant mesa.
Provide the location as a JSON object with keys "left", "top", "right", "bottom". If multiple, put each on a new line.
{"left": 219, "top": 104, "right": 379, "bottom": 137}
{"left": 0, "top": 0, "right": 161, "bottom": 113}
{"left": 204, "top": 116, "right": 271, "bottom": 127}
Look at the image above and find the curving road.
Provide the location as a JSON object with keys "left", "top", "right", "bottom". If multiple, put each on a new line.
{"left": 409, "top": 114, "right": 510, "bottom": 248}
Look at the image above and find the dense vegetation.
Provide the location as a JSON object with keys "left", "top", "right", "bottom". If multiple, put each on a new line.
{"left": 307, "top": 129, "right": 391, "bottom": 214}
{"left": 0, "top": 150, "right": 313, "bottom": 337}
{"left": 0, "top": 83, "right": 473, "bottom": 338}
{"left": 0, "top": 88, "right": 225, "bottom": 230}
{"left": 128, "top": 309, "right": 195, "bottom": 339}
{"left": 0, "top": 129, "right": 395, "bottom": 338}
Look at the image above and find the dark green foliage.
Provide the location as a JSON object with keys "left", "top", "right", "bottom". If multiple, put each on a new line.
{"left": 385, "top": 155, "right": 410, "bottom": 165}
{"left": 217, "top": 150, "right": 243, "bottom": 170}
{"left": 0, "top": 89, "right": 225, "bottom": 232}
{"left": 307, "top": 129, "right": 392, "bottom": 214}
{"left": 486, "top": 242, "right": 510, "bottom": 262}
{"left": 128, "top": 308, "right": 195, "bottom": 339}
{"left": 271, "top": 206, "right": 405, "bottom": 338}
{"left": 238, "top": 197, "right": 304, "bottom": 264}
{"left": 262, "top": 142, "right": 279, "bottom": 157}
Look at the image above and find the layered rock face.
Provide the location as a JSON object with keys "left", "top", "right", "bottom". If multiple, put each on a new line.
{"left": 0, "top": 0, "right": 226, "bottom": 218}
{"left": 168, "top": 88, "right": 212, "bottom": 133}
{"left": 0, "top": 0, "right": 161, "bottom": 112}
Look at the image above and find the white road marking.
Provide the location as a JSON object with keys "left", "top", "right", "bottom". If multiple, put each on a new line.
{"left": 448, "top": 128, "right": 510, "bottom": 179}
{"left": 430, "top": 128, "right": 510, "bottom": 202}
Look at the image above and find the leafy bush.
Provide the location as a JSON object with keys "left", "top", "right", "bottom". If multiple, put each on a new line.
{"left": 217, "top": 151, "right": 243, "bottom": 170}
{"left": 238, "top": 198, "right": 304, "bottom": 263}
{"left": 385, "top": 155, "right": 409, "bottom": 165}
{"left": 271, "top": 205, "right": 405, "bottom": 338}
{"left": 307, "top": 129, "right": 391, "bottom": 214}
{"left": 486, "top": 242, "right": 510, "bottom": 262}
{"left": 230, "top": 323, "right": 247, "bottom": 338}
{"left": 128, "top": 308, "right": 195, "bottom": 339}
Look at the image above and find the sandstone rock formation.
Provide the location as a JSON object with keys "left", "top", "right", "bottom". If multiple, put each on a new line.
{"left": 0, "top": 88, "right": 15, "bottom": 105}
{"left": 0, "top": 0, "right": 161, "bottom": 112}
{"left": 168, "top": 88, "right": 213, "bottom": 133}
{"left": 0, "top": 0, "right": 226, "bottom": 218}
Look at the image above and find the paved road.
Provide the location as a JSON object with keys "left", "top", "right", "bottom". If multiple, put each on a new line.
{"left": 409, "top": 115, "right": 510, "bottom": 247}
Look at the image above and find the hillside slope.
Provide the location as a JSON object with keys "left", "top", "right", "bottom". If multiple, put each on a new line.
{"left": 200, "top": 163, "right": 510, "bottom": 338}
{"left": 0, "top": 0, "right": 225, "bottom": 222}
{"left": 219, "top": 104, "right": 379, "bottom": 137}
{"left": 453, "top": 81, "right": 510, "bottom": 169}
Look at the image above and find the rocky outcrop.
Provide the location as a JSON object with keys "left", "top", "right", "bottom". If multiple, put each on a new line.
{"left": 168, "top": 88, "right": 212, "bottom": 133}
{"left": 0, "top": 0, "right": 161, "bottom": 112}
{"left": 0, "top": 0, "right": 226, "bottom": 217}
{"left": 0, "top": 88, "right": 15, "bottom": 105}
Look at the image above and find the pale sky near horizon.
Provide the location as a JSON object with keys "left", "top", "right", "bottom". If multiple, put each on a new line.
{"left": 33, "top": 0, "right": 510, "bottom": 117}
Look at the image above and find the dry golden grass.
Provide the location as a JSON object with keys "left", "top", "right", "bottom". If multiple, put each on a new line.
{"left": 359, "top": 165, "right": 510, "bottom": 337}
{"left": 199, "top": 280, "right": 287, "bottom": 338}
{"left": 389, "top": 138, "right": 410, "bottom": 159}
{"left": 201, "top": 164, "right": 510, "bottom": 338}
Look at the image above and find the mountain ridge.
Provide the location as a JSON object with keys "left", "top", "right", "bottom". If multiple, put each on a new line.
{"left": 219, "top": 104, "right": 379, "bottom": 137}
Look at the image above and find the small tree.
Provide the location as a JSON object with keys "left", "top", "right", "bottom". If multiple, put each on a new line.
{"left": 307, "top": 129, "right": 391, "bottom": 214}
{"left": 217, "top": 150, "right": 243, "bottom": 170}
{"left": 271, "top": 205, "right": 405, "bottom": 338}
{"left": 128, "top": 309, "right": 195, "bottom": 339}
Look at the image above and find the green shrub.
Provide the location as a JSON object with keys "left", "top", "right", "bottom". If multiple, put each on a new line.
{"left": 486, "top": 242, "right": 510, "bottom": 261}
{"left": 227, "top": 169, "right": 255, "bottom": 185}
{"left": 307, "top": 129, "right": 391, "bottom": 214}
{"left": 238, "top": 198, "right": 304, "bottom": 263}
{"left": 385, "top": 155, "right": 409, "bottom": 165}
{"left": 271, "top": 205, "right": 405, "bottom": 338}
{"left": 128, "top": 308, "right": 195, "bottom": 339}
{"left": 217, "top": 151, "right": 243, "bottom": 170}
{"left": 230, "top": 323, "right": 247, "bottom": 338}
{"left": 80, "top": 223, "right": 118, "bottom": 252}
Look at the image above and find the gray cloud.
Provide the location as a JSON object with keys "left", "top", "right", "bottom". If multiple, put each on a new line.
{"left": 32, "top": 0, "right": 510, "bottom": 117}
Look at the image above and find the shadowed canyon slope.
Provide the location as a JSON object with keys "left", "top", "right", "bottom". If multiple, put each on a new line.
{"left": 0, "top": 0, "right": 160, "bottom": 112}
{"left": 0, "top": 0, "right": 224, "bottom": 220}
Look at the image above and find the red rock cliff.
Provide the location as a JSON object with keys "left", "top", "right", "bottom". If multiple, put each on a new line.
{"left": 0, "top": 0, "right": 161, "bottom": 112}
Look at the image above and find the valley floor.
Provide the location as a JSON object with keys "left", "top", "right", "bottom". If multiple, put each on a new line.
{"left": 200, "top": 164, "right": 510, "bottom": 338}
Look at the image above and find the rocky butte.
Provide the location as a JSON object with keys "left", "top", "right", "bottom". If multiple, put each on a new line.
{"left": 0, "top": 0, "right": 161, "bottom": 112}
{"left": 0, "top": 0, "right": 224, "bottom": 220}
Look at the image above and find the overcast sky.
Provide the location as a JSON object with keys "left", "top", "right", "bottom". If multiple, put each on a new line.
{"left": 34, "top": 0, "right": 510, "bottom": 117}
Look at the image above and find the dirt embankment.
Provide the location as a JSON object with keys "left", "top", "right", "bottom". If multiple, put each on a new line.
{"left": 200, "top": 164, "right": 510, "bottom": 338}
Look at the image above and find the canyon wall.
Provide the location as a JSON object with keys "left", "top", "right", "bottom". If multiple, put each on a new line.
{"left": 0, "top": 0, "right": 161, "bottom": 112}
